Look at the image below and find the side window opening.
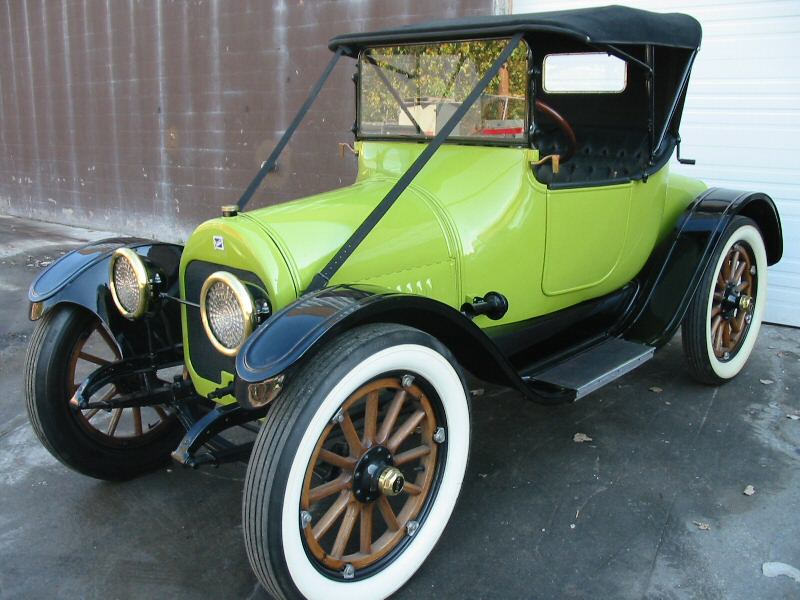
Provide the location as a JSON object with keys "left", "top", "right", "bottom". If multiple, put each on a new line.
{"left": 533, "top": 50, "right": 651, "bottom": 187}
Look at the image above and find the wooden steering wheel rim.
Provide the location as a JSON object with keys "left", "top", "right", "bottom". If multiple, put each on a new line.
{"left": 534, "top": 99, "right": 577, "bottom": 163}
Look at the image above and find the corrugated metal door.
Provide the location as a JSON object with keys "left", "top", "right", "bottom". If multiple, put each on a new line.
{"left": 513, "top": 0, "right": 800, "bottom": 326}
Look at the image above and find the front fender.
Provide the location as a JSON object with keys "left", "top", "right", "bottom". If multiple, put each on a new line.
{"left": 29, "top": 237, "right": 184, "bottom": 356}
{"left": 235, "top": 285, "right": 531, "bottom": 406}
{"left": 622, "top": 187, "right": 783, "bottom": 346}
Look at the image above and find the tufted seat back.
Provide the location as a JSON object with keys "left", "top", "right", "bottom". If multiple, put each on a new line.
{"left": 532, "top": 127, "right": 649, "bottom": 187}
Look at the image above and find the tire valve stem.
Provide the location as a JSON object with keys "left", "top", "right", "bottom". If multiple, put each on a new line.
{"left": 300, "top": 511, "right": 312, "bottom": 528}
{"left": 401, "top": 374, "right": 415, "bottom": 389}
{"left": 342, "top": 564, "right": 355, "bottom": 579}
{"left": 331, "top": 410, "right": 344, "bottom": 424}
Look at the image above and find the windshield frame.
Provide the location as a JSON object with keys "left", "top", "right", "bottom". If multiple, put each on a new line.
{"left": 355, "top": 37, "right": 531, "bottom": 148}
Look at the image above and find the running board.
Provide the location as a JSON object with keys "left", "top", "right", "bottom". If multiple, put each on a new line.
{"left": 523, "top": 338, "right": 654, "bottom": 401}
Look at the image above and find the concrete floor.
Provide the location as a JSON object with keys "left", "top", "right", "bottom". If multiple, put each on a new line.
{"left": 0, "top": 214, "right": 798, "bottom": 600}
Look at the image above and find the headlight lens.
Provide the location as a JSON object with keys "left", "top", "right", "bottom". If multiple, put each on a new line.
{"left": 109, "top": 248, "right": 150, "bottom": 319}
{"left": 200, "top": 271, "right": 255, "bottom": 356}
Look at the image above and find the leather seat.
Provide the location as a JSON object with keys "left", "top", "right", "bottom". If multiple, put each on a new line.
{"left": 532, "top": 127, "right": 649, "bottom": 186}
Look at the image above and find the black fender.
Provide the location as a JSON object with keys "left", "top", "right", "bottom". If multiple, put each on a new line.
{"left": 235, "top": 285, "right": 532, "bottom": 405}
{"left": 622, "top": 187, "right": 783, "bottom": 347}
{"left": 28, "top": 237, "right": 184, "bottom": 357}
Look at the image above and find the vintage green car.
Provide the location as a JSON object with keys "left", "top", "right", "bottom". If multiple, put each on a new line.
{"left": 25, "top": 6, "right": 783, "bottom": 599}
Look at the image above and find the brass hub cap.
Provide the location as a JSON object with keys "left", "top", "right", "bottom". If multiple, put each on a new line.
{"left": 711, "top": 242, "right": 757, "bottom": 361}
{"left": 300, "top": 377, "right": 440, "bottom": 573}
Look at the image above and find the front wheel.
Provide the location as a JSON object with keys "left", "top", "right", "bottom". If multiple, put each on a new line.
{"left": 25, "top": 305, "right": 183, "bottom": 480}
{"left": 242, "top": 324, "right": 470, "bottom": 600}
{"left": 682, "top": 216, "right": 768, "bottom": 384}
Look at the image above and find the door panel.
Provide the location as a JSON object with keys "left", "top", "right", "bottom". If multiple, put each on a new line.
{"left": 542, "top": 183, "right": 632, "bottom": 295}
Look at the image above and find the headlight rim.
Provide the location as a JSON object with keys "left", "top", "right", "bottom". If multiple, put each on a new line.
{"left": 109, "top": 247, "right": 151, "bottom": 320}
{"left": 199, "top": 271, "right": 256, "bottom": 357}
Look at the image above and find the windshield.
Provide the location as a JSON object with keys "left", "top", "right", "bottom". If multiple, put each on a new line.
{"left": 358, "top": 39, "right": 528, "bottom": 142}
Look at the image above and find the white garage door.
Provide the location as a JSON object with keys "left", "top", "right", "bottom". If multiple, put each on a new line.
{"left": 512, "top": 0, "right": 800, "bottom": 326}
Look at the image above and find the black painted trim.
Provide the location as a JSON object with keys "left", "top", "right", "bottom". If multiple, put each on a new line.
{"left": 28, "top": 238, "right": 184, "bottom": 358}
{"left": 620, "top": 187, "right": 783, "bottom": 347}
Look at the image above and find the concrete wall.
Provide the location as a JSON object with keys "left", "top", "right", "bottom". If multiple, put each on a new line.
{"left": 0, "top": 0, "right": 492, "bottom": 242}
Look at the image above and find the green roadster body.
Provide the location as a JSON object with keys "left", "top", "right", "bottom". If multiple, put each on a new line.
{"left": 181, "top": 140, "right": 705, "bottom": 399}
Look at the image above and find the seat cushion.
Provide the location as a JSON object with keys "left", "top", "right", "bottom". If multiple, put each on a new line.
{"left": 532, "top": 127, "right": 649, "bottom": 186}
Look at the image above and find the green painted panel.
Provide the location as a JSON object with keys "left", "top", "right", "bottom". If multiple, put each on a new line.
{"left": 543, "top": 183, "right": 632, "bottom": 295}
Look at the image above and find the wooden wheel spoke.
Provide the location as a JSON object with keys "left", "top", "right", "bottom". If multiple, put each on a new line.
{"left": 403, "top": 481, "right": 423, "bottom": 496}
{"left": 308, "top": 475, "right": 351, "bottom": 504}
{"left": 363, "top": 391, "right": 379, "bottom": 447}
{"left": 733, "top": 260, "right": 746, "bottom": 282}
{"left": 722, "top": 321, "right": 732, "bottom": 348}
{"left": 711, "top": 315, "right": 722, "bottom": 336}
{"left": 376, "top": 389, "right": 407, "bottom": 445}
{"left": 106, "top": 408, "right": 123, "bottom": 436}
{"left": 319, "top": 448, "right": 356, "bottom": 470}
{"left": 94, "top": 325, "right": 120, "bottom": 357}
{"left": 394, "top": 445, "right": 431, "bottom": 465}
{"left": 387, "top": 409, "right": 426, "bottom": 453}
{"left": 132, "top": 407, "right": 143, "bottom": 436}
{"left": 377, "top": 495, "right": 400, "bottom": 531}
{"left": 711, "top": 305, "right": 721, "bottom": 318}
{"left": 735, "top": 281, "right": 750, "bottom": 293}
{"left": 713, "top": 322, "right": 724, "bottom": 353}
{"left": 731, "top": 310, "right": 747, "bottom": 334}
{"left": 311, "top": 490, "right": 350, "bottom": 540}
{"left": 78, "top": 350, "right": 111, "bottom": 366}
{"left": 84, "top": 408, "right": 101, "bottom": 421}
{"left": 339, "top": 411, "right": 364, "bottom": 456}
{"left": 726, "top": 250, "right": 740, "bottom": 279}
{"left": 331, "top": 501, "right": 359, "bottom": 559}
{"left": 713, "top": 292, "right": 724, "bottom": 302}
{"left": 359, "top": 503, "right": 374, "bottom": 554}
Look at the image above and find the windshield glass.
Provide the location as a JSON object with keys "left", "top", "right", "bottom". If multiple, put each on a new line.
{"left": 358, "top": 39, "right": 528, "bottom": 142}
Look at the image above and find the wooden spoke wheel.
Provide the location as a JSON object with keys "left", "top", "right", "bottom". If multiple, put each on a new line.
{"left": 710, "top": 241, "right": 757, "bottom": 361}
{"left": 243, "top": 324, "right": 470, "bottom": 599}
{"left": 682, "top": 216, "right": 767, "bottom": 384}
{"left": 300, "top": 377, "right": 440, "bottom": 571}
{"left": 67, "top": 318, "right": 173, "bottom": 445}
{"left": 25, "top": 304, "right": 184, "bottom": 480}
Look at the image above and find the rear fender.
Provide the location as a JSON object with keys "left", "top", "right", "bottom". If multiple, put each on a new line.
{"left": 622, "top": 188, "right": 783, "bottom": 346}
{"left": 28, "top": 238, "right": 184, "bottom": 357}
{"left": 235, "top": 285, "right": 530, "bottom": 406}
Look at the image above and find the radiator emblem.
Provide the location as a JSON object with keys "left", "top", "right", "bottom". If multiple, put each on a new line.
{"left": 213, "top": 236, "right": 224, "bottom": 251}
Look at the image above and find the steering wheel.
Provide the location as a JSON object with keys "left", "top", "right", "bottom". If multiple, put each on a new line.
{"left": 534, "top": 99, "right": 577, "bottom": 163}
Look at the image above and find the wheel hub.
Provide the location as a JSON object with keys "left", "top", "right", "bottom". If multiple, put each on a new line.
{"left": 352, "top": 445, "right": 404, "bottom": 502}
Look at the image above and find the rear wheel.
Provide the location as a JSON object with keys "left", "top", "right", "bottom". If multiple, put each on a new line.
{"left": 25, "top": 305, "right": 183, "bottom": 480}
{"left": 242, "top": 324, "right": 470, "bottom": 600}
{"left": 682, "top": 216, "right": 767, "bottom": 384}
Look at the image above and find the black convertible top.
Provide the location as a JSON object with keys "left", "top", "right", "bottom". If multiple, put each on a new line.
{"left": 329, "top": 5, "right": 702, "bottom": 54}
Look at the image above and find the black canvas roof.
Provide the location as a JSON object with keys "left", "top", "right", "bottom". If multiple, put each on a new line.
{"left": 329, "top": 5, "right": 702, "bottom": 54}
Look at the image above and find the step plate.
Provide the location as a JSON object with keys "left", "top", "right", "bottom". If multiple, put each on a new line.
{"left": 529, "top": 338, "right": 655, "bottom": 400}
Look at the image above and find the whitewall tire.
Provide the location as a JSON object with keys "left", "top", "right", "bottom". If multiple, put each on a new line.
{"left": 242, "top": 324, "right": 470, "bottom": 600}
{"left": 682, "top": 216, "right": 767, "bottom": 384}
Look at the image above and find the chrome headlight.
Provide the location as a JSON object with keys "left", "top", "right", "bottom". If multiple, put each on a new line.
{"left": 200, "top": 271, "right": 256, "bottom": 356}
{"left": 109, "top": 248, "right": 151, "bottom": 319}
